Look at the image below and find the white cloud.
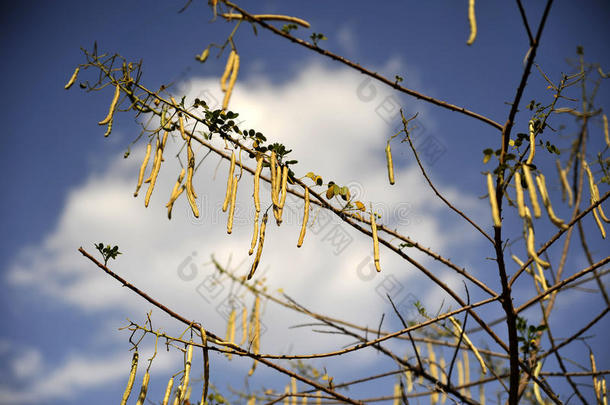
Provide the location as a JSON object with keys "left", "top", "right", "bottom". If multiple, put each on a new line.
{"left": 0, "top": 345, "right": 176, "bottom": 404}
{"left": 4, "top": 60, "right": 486, "bottom": 402}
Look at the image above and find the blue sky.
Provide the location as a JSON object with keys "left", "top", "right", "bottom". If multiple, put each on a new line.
{"left": 1, "top": 1, "right": 609, "bottom": 404}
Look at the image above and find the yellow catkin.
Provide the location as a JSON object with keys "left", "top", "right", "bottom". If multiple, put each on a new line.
{"left": 487, "top": 173, "right": 501, "bottom": 227}
{"left": 593, "top": 205, "right": 608, "bottom": 239}
{"left": 223, "top": 151, "right": 236, "bottom": 212}
{"left": 457, "top": 359, "right": 465, "bottom": 395}
{"left": 291, "top": 377, "right": 297, "bottom": 405}
{"left": 120, "top": 352, "right": 139, "bottom": 405}
{"left": 144, "top": 141, "right": 162, "bottom": 207}
{"left": 135, "top": 371, "right": 150, "bottom": 405}
{"left": 386, "top": 141, "right": 395, "bottom": 185}
{"left": 523, "top": 165, "right": 542, "bottom": 218}
{"left": 602, "top": 114, "right": 610, "bottom": 148}
{"left": 270, "top": 152, "right": 279, "bottom": 206}
{"left": 297, "top": 187, "right": 310, "bottom": 247}
{"left": 533, "top": 361, "right": 544, "bottom": 405}
{"left": 393, "top": 383, "right": 400, "bottom": 405}
{"left": 536, "top": 173, "right": 568, "bottom": 229}
{"left": 248, "top": 296, "right": 261, "bottom": 376}
{"left": 226, "top": 309, "right": 236, "bottom": 360}
{"left": 448, "top": 316, "right": 487, "bottom": 374}
{"left": 371, "top": 212, "right": 381, "bottom": 272}
{"left": 134, "top": 143, "right": 152, "bottom": 197}
{"left": 248, "top": 213, "right": 267, "bottom": 280}
{"left": 220, "top": 50, "right": 236, "bottom": 92}
{"left": 180, "top": 343, "right": 193, "bottom": 403}
{"left": 526, "top": 214, "right": 551, "bottom": 268}
{"left": 479, "top": 383, "right": 485, "bottom": 405}
{"left": 227, "top": 174, "right": 239, "bottom": 234}
{"left": 223, "top": 53, "right": 240, "bottom": 110}
{"left": 199, "top": 326, "right": 210, "bottom": 405}
{"left": 166, "top": 169, "right": 186, "bottom": 219}
{"left": 556, "top": 159, "right": 574, "bottom": 207}
{"left": 249, "top": 210, "right": 259, "bottom": 255}
{"left": 466, "top": 0, "right": 477, "bottom": 45}
{"left": 602, "top": 379, "right": 607, "bottom": 405}
{"left": 161, "top": 377, "right": 174, "bottom": 405}
{"left": 316, "top": 391, "right": 322, "bottom": 405}
{"left": 253, "top": 154, "right": 263, "bottom": 212}
{"left": 240, "top": 306, "right": 248, "bottom": 346}
{"left": 64, "top": 67, "right": 79, "bottom": 89}
{"left": 428, "top": 342, "right": 439, "bottom": 404}
{"left": 276, "top": 165, "right": 288, "bottom": 225}
{"left": 463, "top": 350, "right": 471, "bottom": 397}
{"left": 515, "top": 171, "right": 526, "bottom": 218}
{"left": 247, "top": 396, "right": 256, "bottom": 405}
{"left": 99, "top": 83, "right": 121, "bottom": 125}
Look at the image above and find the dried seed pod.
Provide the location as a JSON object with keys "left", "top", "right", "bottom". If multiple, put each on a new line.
{"left": 249, "top": 210, "right": 259, "bottom": 255}
{"left": 291, "top": 377, "right": 297, "bottom": 405}
{"left": 526, "top": 217, "right": 551, "bottom": 268}
{"left": 526, "top": 120, "right": 536, "bottom": 165}
{"left": 223, "top": 152, "right": 236, "bottom": 212}
{"left": 466, "top": 0, "right": 477, "bottom": 45}
{"left": 161, "top": 377, "right": 174, "bottom": 405}
{"left": 270, "top": 152, "right": 278, "bottom": 206}
{"left": 199, "top": 326, "right": 210, "bottom": 405}
{"left": 297, "top": 188, "right": 310, "bottom": 247}
{"left": 393, "top": 383, "right": 400, "bottom": 405}
{"left": 180, "top": 343, "right": 193, "bottom": 402}
{"left": 144, "top": 142, "right": 163, "bottom": 208}
{"left": 276, "top": 165, "right": 288, "bottom": 225}
{"left": 220, "top": 50, "right": 236, "bottom": 92}
{"left": 248, "top": 295, "right": 261, "bottom": 376}
{"left": 556, "top": 159, "right": 573, "bottom": 207}
{"left": 134, "top": 143, "right": 152, "bottom": 197}
{"left": 120, "top": 352, "right": 139, "bottom": 405}
{"left": 222, "top": 53, "right": 240, "bottom": 110}
{"left": 523, "top": 165, "right": 541, "bottom": 218}
{"left": 227, "top": 174, "right": 239, "bottom": 234}
{"left": 166, "top": 169, "right": 186, "bottom": 219}
{"left": 457, "top": 359, "right": 465, "bottom": 395}
{"left": 248, "top": 213, "right": 268, "bottom": 280}
{"left": 536, "top": 173, "right": 568, "bottom": 229}
{"left": 135, "top": 371, "right": 150, "bottom": 405}
{"left": 515, "top": 171, "right": 526, "bottom": 218}
{"left": 64, "top": 67, "right": 80, "bottom": 89}
{"left": 487, "top": 173, "right": 501, "bottom": 227}
{"left": 240, "top": 306, "right": 248, "bottom": 346}
{"left": 463, "top": 351, "right": 471, "bottom": 397}
{"left": 386, "top": 140, "right": 395, "bottom": 185}
{"left": 427, "top": 342, "right": 439, "bottom": 404}
{"left": 99, "top": 83, "right": 121, "bottom": 125}
{"left": 253, "top": 154, "right": 263, "bottom": 212}
{"left": 533, "top": 361, "right": 544, "bottom": 405}
{"left": 371, "top": 212, "right": 381, "bottom": 272}
{"left": 448, "top": 316, "right": 487, "bottom": 374}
